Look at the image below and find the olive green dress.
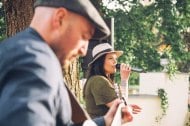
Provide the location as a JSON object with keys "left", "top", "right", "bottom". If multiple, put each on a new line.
{"left": 84, "top": 75, "right": 117, "bottom": 118}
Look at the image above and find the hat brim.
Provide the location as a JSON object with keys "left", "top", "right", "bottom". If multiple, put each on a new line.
{"left": 34, "top": 0, "right": 110, "bottom": 40}
{"left": 88, "top": 50, "right": 123, "bottom": 66}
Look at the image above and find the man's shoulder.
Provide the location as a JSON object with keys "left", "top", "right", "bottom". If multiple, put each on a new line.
{"left": 0, "top": 28, "right": 54, "bottom": 60}
{"left": 0, "top": 28, "right": 47, "bottom": 52}
{"left": 0, "top": 28, "right": 61, "bottom": 80}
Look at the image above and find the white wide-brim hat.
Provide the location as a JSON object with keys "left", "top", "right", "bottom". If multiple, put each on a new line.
{"left": 88, "top": 43, "right": 123, "bottom": 66}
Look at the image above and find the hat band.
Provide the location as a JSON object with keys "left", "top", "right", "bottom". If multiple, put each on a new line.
{"left": 93, "top": 48, "right": 113, "bottom": 59}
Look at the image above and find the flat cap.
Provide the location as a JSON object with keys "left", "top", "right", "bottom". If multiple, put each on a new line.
{"left": 34, "top": 0, "right": 110, "bottom": 40}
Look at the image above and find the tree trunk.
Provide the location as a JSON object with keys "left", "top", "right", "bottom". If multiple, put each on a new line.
{"left": 3, "top": 0, "right": 34, "bottom": 37}
{"left": 63, "top": 59, "right": 81, "bottom": 102}
{"left": 3, "top": 0, "right": 81, "bottom": 101}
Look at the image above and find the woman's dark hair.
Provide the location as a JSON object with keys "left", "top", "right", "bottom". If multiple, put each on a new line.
{"left": 87, "top": 54, "right": 106, "bottom": 78}
{"left": 83, "top": 54, "right": 115, "bottom": 98}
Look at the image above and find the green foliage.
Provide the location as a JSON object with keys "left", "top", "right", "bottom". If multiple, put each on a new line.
{"left": 100, "top": 0, "right": 190, "bottom": 85}
{"left": 114, "top": 70, "right": 139, "bottom": 86}
{"left": 0, "top": 2, "right": 6, "bottom": 41}
{"left": 157, "top": 88, "right": 169, "bottom": 115}
{"left": 128, "top": 72, "right": 139, "bottom": 86}
{"left": 166, "top": 58, "right": 178, "bottom": 78}
{"left": 155, "top": 88, "right": 169, "bottom": 123}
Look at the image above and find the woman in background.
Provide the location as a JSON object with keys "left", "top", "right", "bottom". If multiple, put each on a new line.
{"left": 83, "top": 43, "right": 141, "bottom": 119}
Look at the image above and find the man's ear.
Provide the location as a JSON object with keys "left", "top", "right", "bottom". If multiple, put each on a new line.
{"left": 53, "top": 8, "right": 68, "bottom": 27}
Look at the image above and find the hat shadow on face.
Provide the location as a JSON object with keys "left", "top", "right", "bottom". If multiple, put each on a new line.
{"left": 88, "top": 43, "right": 123, "bottom": 66}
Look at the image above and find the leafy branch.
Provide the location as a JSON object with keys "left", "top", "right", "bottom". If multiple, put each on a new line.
{"left": 155, "top": 88, "right": 169, "bottom": 123}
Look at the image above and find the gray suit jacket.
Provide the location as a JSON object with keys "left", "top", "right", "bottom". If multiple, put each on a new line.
{"left": 0, "top": 28, "right": 104, "bottom": 126}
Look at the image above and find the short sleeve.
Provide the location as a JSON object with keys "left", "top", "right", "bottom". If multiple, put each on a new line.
{"left": 90, "top": 76, "right": 117, "bottom": 105}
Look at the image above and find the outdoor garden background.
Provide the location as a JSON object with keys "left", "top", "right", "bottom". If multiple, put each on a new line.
{"left": 0, "top": 0, "right": 190, "bottom": 125}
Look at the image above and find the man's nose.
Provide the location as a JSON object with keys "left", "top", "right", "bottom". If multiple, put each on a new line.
{"left": 79, "top": 43, "right": 89, "bottom": 57}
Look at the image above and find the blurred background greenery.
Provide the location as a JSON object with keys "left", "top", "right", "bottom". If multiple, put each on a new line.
{"left": 0, "top": 0, "right": 189, "bottom": 86}
{"left": 99, "top": 0, "right": 190, "bottom": 85}
{"left": 0, "top": 2, "right": 6, "bottom": 41}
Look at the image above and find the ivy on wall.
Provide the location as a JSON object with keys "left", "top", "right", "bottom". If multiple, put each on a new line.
{"left": 155, "top": 88, "right": 169, "bottom": 124}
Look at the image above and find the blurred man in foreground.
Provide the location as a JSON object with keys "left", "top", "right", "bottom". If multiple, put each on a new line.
{"left": 0, "top": 0, "right": 134, "bottom": 126}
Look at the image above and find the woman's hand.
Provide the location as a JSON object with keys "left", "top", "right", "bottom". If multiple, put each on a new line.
{"left": 129, "top": 104, "right": 142, "bottom": 114}
{"left": 104, "top": 99, "right": 121, "bottom": 126}
{"left": 121, "top": 106, "right": 133, "bottom": 123}
{"left": 121, "top": 104, "right": 142, "bottom": 123}
{"left": 120, "top": 63, "right": 131, "bottom": 81}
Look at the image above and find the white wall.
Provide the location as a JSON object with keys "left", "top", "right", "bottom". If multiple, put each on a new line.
{"left": 131, "top": 72, "right": 189, "bottom": 126}
{"left": 123, "top": 95, "right": 162, "bottom": 126}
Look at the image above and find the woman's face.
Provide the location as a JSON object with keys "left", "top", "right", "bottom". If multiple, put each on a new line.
{"left": 104, "top": 53, "right": 118, "bottom": 75}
